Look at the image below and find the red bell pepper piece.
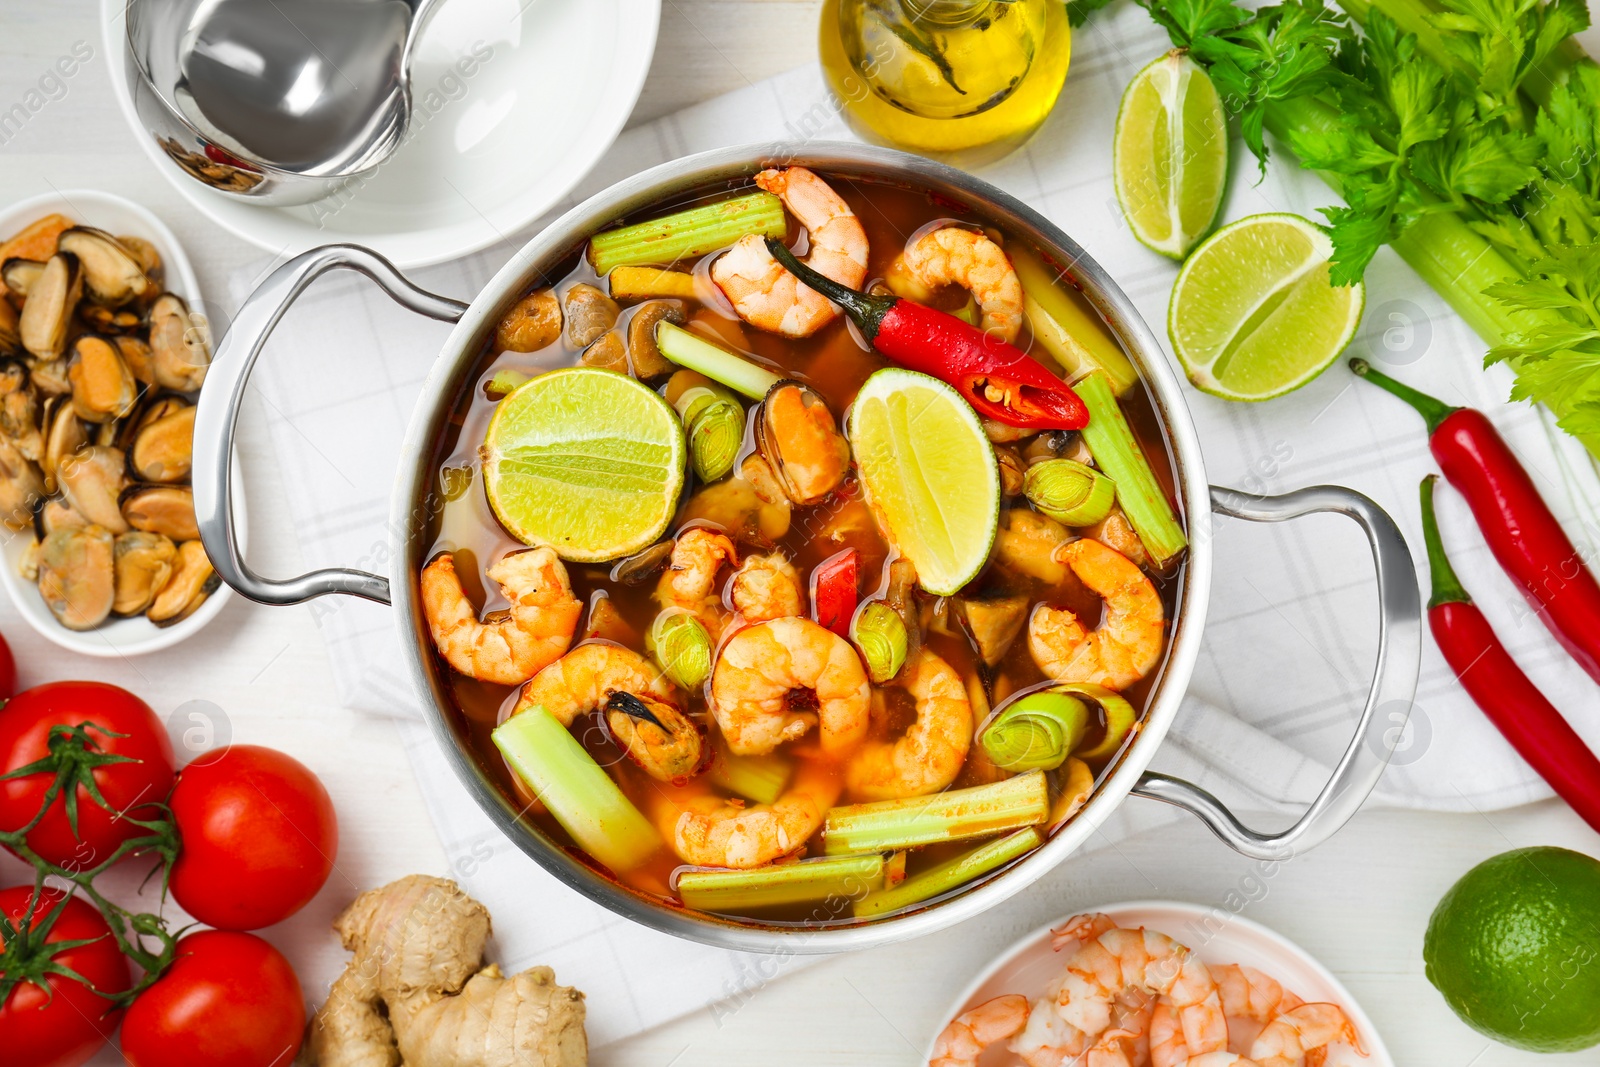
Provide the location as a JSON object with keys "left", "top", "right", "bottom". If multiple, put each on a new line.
{"left": 811, "top": 549, "right": 858, "bottom": 636}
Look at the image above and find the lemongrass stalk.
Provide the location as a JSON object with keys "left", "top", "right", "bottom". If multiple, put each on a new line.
{"left": 608, "top": 265, "right": 697, "bottom": 302}
{"left": 675, "top": 853, "right": 884, "bottom": 914}
{"left": 707, "top": 747, "right": 792, "bottom": 806}
{"left": 655, "top": 321, "right": 780, "bottom": 399}
{"left": 822, "top": 771, "right": 1049, "bottom": 854}
{"left": 589, "top": 191, "right": 786, "bottom": 276}
{"left": 493, "top": 706, "right": 662, "bottom": 873}
{"left": 854, "top": 828, "right": 1044, "bottom": 917}
{"left": 1012, "top": 247, "right": 1140, "bottom": 395}
{"left": 1073, "top": 372, "right": 1188, "bottom": 565}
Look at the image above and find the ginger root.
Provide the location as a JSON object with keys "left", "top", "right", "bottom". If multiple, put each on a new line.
{"left": 303, "top": 875, "right": 587, "bottom": 1067}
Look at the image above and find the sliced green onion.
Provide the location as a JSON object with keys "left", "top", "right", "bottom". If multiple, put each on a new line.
{"left": 1055, "top": 682, "right": 1138, "bottom": 761}
{"left": 1024, "top": 459, "right": 1117, "bottom": 526}
{"left": 493, "top": 705, "right": 662, "bottom": 873}
{"left": 706, "top": 745, "right": 792, "bottom": 806}
{"left": 851, "top": 601, "right": 909, "bottom": 684}
{"left": 486, "top": 369, "right": 530, "bottom": 398}
{"left": 823, "top": 771, "right": 1050, "bottom": 854}
{"left": 656, "top": 321, "right": 781, "bottom": 399}
{"left": 675, "top": 853, "right": 884, "bottom": 914}
{"left": 647, "top": 609, "right": 713, "bottom": 690}
{"left": 1013, "top": 248, "right": 1139, "bottom": 396}
{"left": 854, "top": 827, "right": 1043, "bottom": 918}
{"left": 589, "top": 191, "right": 787, "bottom": 276}
{"left": 979, "top": 690, "right": 1089, "bottom": 772}
{"left": 1073, "top": 372, "right": 1188, "bottom": 566}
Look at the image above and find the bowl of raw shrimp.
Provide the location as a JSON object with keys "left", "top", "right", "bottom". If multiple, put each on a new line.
{"left": 927, "top": 902, "right": 1392, "bottom": 1067}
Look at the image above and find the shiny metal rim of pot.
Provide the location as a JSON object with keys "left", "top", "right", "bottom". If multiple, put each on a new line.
{"left": 193, "top": 142, "right": 1422, "bottom": 954}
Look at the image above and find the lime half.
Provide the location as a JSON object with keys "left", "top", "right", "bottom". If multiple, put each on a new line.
{"left": 1168, "top": 213, "right": 1364, "bottom": 401}
{"left": 847, "top": 368, "right": 999, "bottom": 596}
{"left": 483, "top": 367, "right": 685, "bottom": 562}
{"left": 1114, "top": 50, "right": 1228, "bottom": 259}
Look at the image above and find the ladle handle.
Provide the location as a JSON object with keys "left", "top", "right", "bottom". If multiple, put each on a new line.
{"left": 193, "top": 244, "right": 468, "bottom": 607}
{"left": 1130, "top": 484, "right": 1421, "bottom": 859}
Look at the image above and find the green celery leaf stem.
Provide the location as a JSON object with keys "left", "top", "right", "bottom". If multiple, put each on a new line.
{"left": 854, "top": 827, "right": 1043, "bottom": 917}
{"left": 822, "top": 770, "right": 1050, "bottom": 854}
{"left": 1420, "top": 475, "right": 1472, "bottom": 607}
{"left": 676, "top": 853, "right": 884, "bottom": 913}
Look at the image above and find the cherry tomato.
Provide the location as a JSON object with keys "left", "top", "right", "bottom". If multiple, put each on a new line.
{"left": 121, "top": 930, "right": 304, "bottom": 1067}
{"left": 0, "top": 631, "right": 15, "bottom": 699}
{"left": 0, "top": 886, "right": 131, "bottom": 1067}
{"left": 168, "top": 745, "right": 337, "bottom": 930}
{"left": 0, "top": 683, "right": 175, "bottom": 870}
{"left": 811, "top": 548, "right": 859, "bottom": 636}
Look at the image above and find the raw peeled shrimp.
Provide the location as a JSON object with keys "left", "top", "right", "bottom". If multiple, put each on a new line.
{"left": 892, "top": 226, "right": 1025, "bottom": 343}
{"left": 656, "top": 527, "right": 737, "bottom": 635}
{"left": 711, "top": 167, "right": 869, "bottom": 338}
{"left": 1029, "top": 538, "right": 1165, "bottom": 691}
{"left": 652, "top": 757, "right": 840, "bottom": 868}
{"left": 845, "top": 648, "right": 972, "bottom": 800}
{"left": 711, "top": 616, "right": 871, "bottom": 757}
{"left": 929, "top": 994, "right": 1030, "bottom": 1067}
{"left": 1057, "top": 926, "right": 1228, "bottom": 1062}
{"left": 421, "top": 548, "right": 581, "bottom": 685}
{"left": 730, "top": 552, "right": 804, "bottom": 621}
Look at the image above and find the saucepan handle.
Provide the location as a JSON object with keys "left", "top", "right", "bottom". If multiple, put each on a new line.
{"left": 193, "top": 245, "right": 468, "bottom": 607}
{"left": 1130, "top": 484, "right": 1422, "bottom": 859}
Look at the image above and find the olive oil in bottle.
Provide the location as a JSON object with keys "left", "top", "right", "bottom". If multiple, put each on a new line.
{"left": 819, "top": 0, "right": 1071, "bottom": 166}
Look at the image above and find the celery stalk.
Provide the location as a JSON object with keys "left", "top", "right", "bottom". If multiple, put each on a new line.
{"left": 655, "top": 321, "right": 780, "bottom": 399}
{"left": 675, "top": 853, "right": 885, "bottom": 914}
{"left": 1073, "top": 373, "right": 1189, "bottom": 565}
{"left": 1012, "top": 248, "right": 1140, "bottom": 395}
{"left": 854, "top": 827, "right": 1043, "bottom": 917}
{"left": 589, "top": 191, "right": 786, "bottom": 276}
{"left": 823, "top": 771, "right": 1050, "bottom": 854}
{"left": 493, "top": 706, "right": 662, "bottom": 873}
{"left": 706, "top": 747, "right": 792, "bottom": 806}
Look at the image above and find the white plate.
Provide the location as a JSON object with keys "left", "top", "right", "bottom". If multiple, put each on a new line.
{"left": 926, "top": 900, "right": 1393, "bottom": 1067}
{"left": 0, "top": 189, "right": 242, "bottom": 658}
{"left": 102, "top": 0, "right": 661, "bottom": 268}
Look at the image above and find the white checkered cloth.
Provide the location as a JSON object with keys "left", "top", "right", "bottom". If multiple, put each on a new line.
{"left": 238, "top": 9, "right": 1600, "bottom": 1044}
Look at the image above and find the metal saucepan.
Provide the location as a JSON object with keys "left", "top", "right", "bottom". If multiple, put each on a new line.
{"left": 193, "top": 143, "right": 1421, "bottom": 953}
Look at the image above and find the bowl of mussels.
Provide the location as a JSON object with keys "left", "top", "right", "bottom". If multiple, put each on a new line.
{"left": 0, "top": 189, "right": 238, "bottom": 656}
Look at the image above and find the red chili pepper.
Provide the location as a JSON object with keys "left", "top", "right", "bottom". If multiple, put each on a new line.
{"left": 765, "top": 237, "right": 1088, "bottom": 430}
{"left": 1420, "top": 476, "right": 1600, "bottom": 834}
{"left": 811, "top": 548, "right": 859, "bottom": 637}
{"left": 1353, "top": 359, "right": 1600, "bottom": 686}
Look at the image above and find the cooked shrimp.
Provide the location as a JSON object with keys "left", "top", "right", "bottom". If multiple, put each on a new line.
{"left": 656, "top": 527, "right": 737, "bottom": 634}
{"left": 1248, "top": 1003, "right": 1364, "bottom": 1067}
{"left": 421, "top": 548, "right": 581, "bottom": 686}
{"left": 1029, "top": 538, "right": 1165, "bottom": 691}
{"left": 845, "top": 649, "right": 971, "bottom": 800}
{"left": 1011, "top": 981, "right": 1092, "bottom": 1066}
{"left": 711, "top": 167, "right": 869, "bottom": 338}
{"left": 894, "top": 227, "right": 1024, "bottom": 343}
{"left": 711, "top": 616, "right": 870, "bottom": 757}
{"left": 1057, "top": 927, "right": 1228, "bottom": 1061}
{"left": 1150, "top": 997, "right": 1190, "bottom": 1067}
{"left": 730, "top": 552, "right": 804, "bottom": 621}
{"left": 929, "top": 994, "right": 1030, "bottom": 1067}
{"left": 1050, "top": 912, "right": 1119, "bottom": 952}
{"left": 1213, "top": 964, "right": 1304, "bottom": 1025}
{"left": 653, "top": 757, "right": 840, "bottom": 868}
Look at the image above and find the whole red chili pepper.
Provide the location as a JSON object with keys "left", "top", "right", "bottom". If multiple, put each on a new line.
{"left": 810, "top": 548, "right": 858, "bottom": 636}
{"left": 765, "top": 237, "right": 1089, "bottom": 430}
{"left": 1353, "top": 359, "right": 1600, "bottom": 686}
{"left": 1420, "top": 476, "right": 1600, "bottom": 834}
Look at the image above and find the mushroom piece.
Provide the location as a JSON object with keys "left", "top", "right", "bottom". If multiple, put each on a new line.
{"left": 147, "top": 540, "right": 219, "bottom": 626}
{"left": 958, "top": 594, "right": 1031, "bottom": 667}
{"left": 40, "top": 399, "right": 89, "bottom": 494}
{"left": 113, "top": 530, "right": 177, "bottom": 616}
{"left": 1, "top": 258, "right": 44, "bottom": 300}
{"left": 18, "top": 253, "right": 82, "bottom": 359}
{"left": 755, "top": 381, "right": 851, "bottom": 506}
{"left": 579, "top": 331, "right": 628, "bottom": 374}
{"left": 147, "top": 293, "right": 211, "bottom": 392}
{"left": 625, "top": 299, "right": 686, "bottom": 380}
{"left": 495, "top": 288, "right": 562, "bottom": 353}
{"left": 57, "top": 445, "right": 130, "bottom": 533}
{"left": 993, "top": 508, "right": 1073, "bottom": 586}
{"left": 37, "top": 524, "right": 116, "bottom": 630}
{"left": 57, "top": 228, "right": 149, "bottom": 307}
{"left": 0, "top": 437, "right": 44, "bottom": 528}
{"left": 114, "top": 336, "right": 156, "bottom": 386}
{"left": 0, "top": 359, "right": 43, "bottom": 461}
{"left": 129, "top": 404, "right": 195, "bottom": 483}
{"left": 563, "top": 283, "right": 619, "bottom": 348}
{"left": 120, "top": 483, "right": 197, "bottom": 542}
{"left": 68, "top": 335, "right": 139, "bottom": 424}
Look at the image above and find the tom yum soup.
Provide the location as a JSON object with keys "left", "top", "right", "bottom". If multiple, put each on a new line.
{"left": 424, "top": 166, "right": 1187, "bottom": 923}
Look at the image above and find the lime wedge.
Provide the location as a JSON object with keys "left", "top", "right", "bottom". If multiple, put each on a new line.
{"left": 483, "top": 367, "right": 685, "bottom": 562}
{"left": 1168, "top": 213, "right": 1365, "bottom": 401}
{"left": 1114, "top": 50, "right": 1228, "bottom": 259}
{"left": 847, "top": 369, "right": 999, "bottom": 596}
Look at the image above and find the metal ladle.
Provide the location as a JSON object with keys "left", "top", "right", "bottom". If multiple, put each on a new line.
{"left": 125, "top": 0, "right": 447, "bottom": 205}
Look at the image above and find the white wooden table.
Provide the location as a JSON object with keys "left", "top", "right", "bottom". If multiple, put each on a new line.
{"left": 1, "top": 3, "right": 1596, "bottom": 1064}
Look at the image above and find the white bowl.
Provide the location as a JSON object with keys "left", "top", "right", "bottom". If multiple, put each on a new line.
{"left": 0, "top": 189, "right": 241, "bottom": 658}
{"left": 926, "top": 900, "right": 1394, "bottom": 1067}
{"left": 101, "top": 0, "right": 662, "bottom": 268}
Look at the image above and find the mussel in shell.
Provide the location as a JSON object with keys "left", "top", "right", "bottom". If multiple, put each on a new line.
{"left": 755, "top": 381, "right": 850, "bottom": 506}
{"left": 18, "top": 253, "right": 81, "bottom": 359}
{"left": 57, "top": 445, "right": 130, "bottom": 533}
{"left": 68, "top": 335, "right": 138, "bottom": 423}
{"left": 147, "top": 540, "right": 218, "bottom": 626}
{"left": 113, "top": 531, "right": 177, "bottom": 616}
{"left": 147, "top": 293, "right": 210, "bottom": 392}
{"left": 120, "top": 483, "right": 197, "bottom": 542}
{"left": 129, "top": 404, "right": 194, "bottom": 483}
{"left": 37, "top": 524, "right": 116, "bottom": 630}
{"left": 57, "top": 228, "right": 149, "bottom": 307}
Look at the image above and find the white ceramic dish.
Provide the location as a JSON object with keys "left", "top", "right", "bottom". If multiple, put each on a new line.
{"left": 926, "top": 900, "right": 1393, "bottom": 1067}
{"left": 0, "top": 189, "right": 240, "bottom": 658}
{"left": 102, "top": 0, "right": 661, "bottom": 268}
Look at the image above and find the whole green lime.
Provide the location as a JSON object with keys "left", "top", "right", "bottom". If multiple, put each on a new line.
{"left": 1424, "top": 846, "right": 1600, "bottom": 1053}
